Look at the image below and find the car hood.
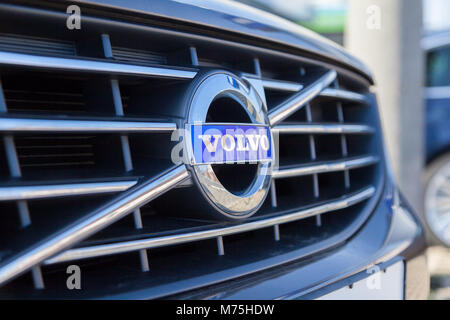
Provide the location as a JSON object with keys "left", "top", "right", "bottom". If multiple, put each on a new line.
{"left": 76, "top": 0, "right": 372, "bottom": 81}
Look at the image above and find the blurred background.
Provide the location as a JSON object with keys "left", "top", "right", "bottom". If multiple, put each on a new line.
{"left": 236, "top": 0, "right": 450, "bottom": 299}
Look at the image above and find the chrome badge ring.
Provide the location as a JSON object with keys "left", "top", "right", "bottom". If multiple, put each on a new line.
{"left": 184, "top": 71, "right": 274, "bottom": 220}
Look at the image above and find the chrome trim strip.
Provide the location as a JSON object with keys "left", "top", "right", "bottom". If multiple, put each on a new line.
{"left": 262, "top": 79, "right": 303, "bottom": 92}
{"left": 268, "top": 70, "right": 337, "bottom": 126}
{"left": 0, "top": 117, "right": 177, "bottom": 133}
{"left": 272, "top": 124, "right": 374, "bottom": 135}
{"left": 0, "top": 51, "right": 197, "bottom": 79}
{"left": 272, "top": 156, "right": 379, "bottom": 179}
{"left": 45, "top": 187, "right": 375, "bottom": 264}
{"left": 319, "top": 88, "right": 368, "bottom": 104}
{"left": 0, "top": 180, "right": 138, "bottom": 201}
{"left": 0, "top": 165, "right": 190, "bottom": 286}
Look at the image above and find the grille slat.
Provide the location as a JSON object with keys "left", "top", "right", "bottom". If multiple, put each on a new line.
{"left": 0, "top": 180, "right": 137, "bottom": 201}
{"left": 0, "top": 78, "right": 44, "bottom": 289}
{"left": 272, "top": 156, "right": 379, "bottom": 179}
{"left": 0, "top": 116, "right": 177, "bottom": 133}
{"left": 0, "top": 51, "right": 197, "bottom": 79}
{"left": 262, "top": 79, "right": 303, "bottom": 92}
{"left": 272, "top": 123, "right": 374, "bottom": 134}
{"left": 319, "top": 88, "right": 368, "bottom": 104}
{"left": 306, "top": 102, "right": 321, "bottom": 225}
{"left": 44, "top": 186, "right": 375, "bottom": 266}
{"left": 104, "top": 33, "right": 151, "bottom": 272}
{"left": 335, "top": 79, "right": 352, "bottom": 189}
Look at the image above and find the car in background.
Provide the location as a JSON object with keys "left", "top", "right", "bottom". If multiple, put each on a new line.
{"left": 423, "top": 31, "right": 450, "bottom": 247}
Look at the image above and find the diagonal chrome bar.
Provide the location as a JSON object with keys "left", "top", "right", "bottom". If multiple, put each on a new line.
{"left": 0, "top": 165, "right": 190, "bottom": 286}
{"left": 268, "top": 70, "right": 337, "bottom": 126}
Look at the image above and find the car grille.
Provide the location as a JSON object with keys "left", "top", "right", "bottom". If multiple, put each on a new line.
{"left": 0, "top": 2, "right": 384, "bottom": 298}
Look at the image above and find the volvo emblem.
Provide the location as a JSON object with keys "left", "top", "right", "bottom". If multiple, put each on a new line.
{"left": 191, "top": 124, "right": 272, "bottom": 165}
{"left": 184, "top": 71, "right": 274, "bottom": 220}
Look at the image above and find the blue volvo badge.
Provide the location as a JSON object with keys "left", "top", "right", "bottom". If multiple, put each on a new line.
{"left": 190, "top": 124, "right": 271, "bottom": 165}
{"left": 184, "top": 72, "right": 273, "bottom": 219}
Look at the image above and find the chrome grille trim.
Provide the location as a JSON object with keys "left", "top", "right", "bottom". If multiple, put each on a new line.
{"left": 272, "top": 123, "right": 374, "bottom": 135}
{"left": 262, "top": 79, "right": 303, "bottom": 92}
{"left": 319, "top": 88, "right": 368, "bottom": 104}
{"left": 0, "top": 180, "right": 138, "bottom": 201}
{"left": 0, "top": 7, "right": 381, "bottom": 294}
{"left": 99, "top": 33, "right": 152, "bottom": 272}
{"left": 44, "top": 186, "right": 375, "bottom": 265}
{"left": 268, "top": 70, "right": 337, "bottom": 126}
{"left": 0, "top": 165, "right": 190, "bottom": 286}
{"left": 0, "top": 51, "right": 197, "bottom": 79}
{"left": 272, "top": 156, "right": 379, "bottom": 179}
{"left": 0, "top": 117, "right": 177, "bottom": 133}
